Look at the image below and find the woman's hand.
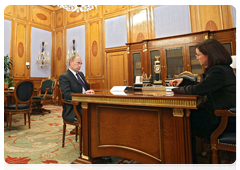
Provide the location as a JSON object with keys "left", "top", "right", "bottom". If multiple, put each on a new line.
{"left": 169, "top": 78, "right": 183, "bottom": 87}
{"left": 85, "top": 90, "right": 95, "bottom": 94}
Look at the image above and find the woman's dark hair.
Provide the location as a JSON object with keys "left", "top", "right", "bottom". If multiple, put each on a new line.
{"left": 195, "top": 39, "right": 232, "bottom": 68}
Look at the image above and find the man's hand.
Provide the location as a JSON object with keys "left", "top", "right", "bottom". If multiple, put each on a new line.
{"left": 85, "top": 90, "right": 95, "bottom": 94}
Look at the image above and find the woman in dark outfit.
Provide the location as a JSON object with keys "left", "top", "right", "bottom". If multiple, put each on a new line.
{"left": 169, "top": 39, "right": 236, "bottom": 163}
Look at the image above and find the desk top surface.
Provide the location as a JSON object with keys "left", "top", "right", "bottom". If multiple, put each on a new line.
{"left": 71, "top": 90, "right": 200, "bottom": 100}
{"left": 71, "top": 90, "right": 204, "bottom": 109}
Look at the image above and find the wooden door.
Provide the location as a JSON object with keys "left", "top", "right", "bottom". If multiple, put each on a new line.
{"left": 106, "top": 51, "right": 128, "bottom": 90}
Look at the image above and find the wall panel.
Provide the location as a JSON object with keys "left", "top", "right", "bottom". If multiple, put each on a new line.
{"left": 30, "top": 27, "right": 52, "bottom": 78}
{"left": 105, "top": 15, "right": 127, "bottom": 48}
{"left": 66, "top": 25, "right": 86, "bottom": 74}
{"left": 199, "top": 5, "right": 222, "bottom": 31}
{"left": 4, "top": 19, "right": 12, "bottom": 56}
{"left": 103, "top": 5, "right": 127, "bottom": 15}
{"left": 67, "top": 11, "right": 85, "bottom": 25}
{"left": 14, "top": 22, "right": 28, "bottom": 78}
{"left": 88, "top": 20, "right": 104, "bottom": 78}
{"left": 16, "top": 5, "right": 28, "bottom": 21}
{"left": 131, "top": 8, "right": 148, "bottom": 42}
{"left": 55, "top": 10, "right": 63, "bottom": 28}
{"left": 88, "top": 6, "right": 101, "bottom": 19}
{"left": 31, "top": 5, "right": 53, "bottom": 28}
{"left": 54, "top": 30, "right": 65, "bottom": 78}
{"left": 87, "top": 79, "right": 105, "bottom": 90}
{"left": 4, "top": 5, "right": 14, "bottom": 17}
{"left": 154, "top": 5, "right": 191, "bottom": 38}
{"left": 232, "top": 6, "right": 236, "bottom": 27}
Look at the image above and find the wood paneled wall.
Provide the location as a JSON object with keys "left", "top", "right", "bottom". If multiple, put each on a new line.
{"left": 4, "top": 5, "right": 235, "bottom": 90}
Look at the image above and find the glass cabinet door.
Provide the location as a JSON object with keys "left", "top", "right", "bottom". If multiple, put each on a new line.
{"left": 189, "top": 46, "right": 202, "bottom": 74}
{"left": 166, "top": 47, "right": 184, "bottom": 78}
{"left": 222, "top": 43, "right": 232, "bottom": 55}
{"left": 132, "top": 53, "right": 142, "bottom": 83}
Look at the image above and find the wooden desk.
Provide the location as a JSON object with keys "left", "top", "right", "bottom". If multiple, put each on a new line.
{"left": 71, "top": 90, "right": 205, "bottom": 164}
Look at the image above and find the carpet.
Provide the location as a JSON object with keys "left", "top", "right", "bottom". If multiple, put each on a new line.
{"left": 4, "top": 105, "right": 149, "bottom": 170}
{"left": 4, "top": 105, "right": 238, "bottom": 170}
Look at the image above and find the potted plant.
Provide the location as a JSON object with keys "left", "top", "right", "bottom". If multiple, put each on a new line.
{"left": 4, "top": 54, "right": 14, "bottom": 88}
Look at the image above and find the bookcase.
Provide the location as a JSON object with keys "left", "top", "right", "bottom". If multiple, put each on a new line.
{"left": 126, "top": 28, "right": 236, "bottom": 86}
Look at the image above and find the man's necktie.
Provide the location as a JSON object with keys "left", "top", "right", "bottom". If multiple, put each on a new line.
{"left": 76, "top": 73, "right": 88, "bottom": 91}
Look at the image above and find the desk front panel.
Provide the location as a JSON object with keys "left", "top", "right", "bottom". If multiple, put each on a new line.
{"left": 89, "top": 104, "right": 175, "bottom": 170}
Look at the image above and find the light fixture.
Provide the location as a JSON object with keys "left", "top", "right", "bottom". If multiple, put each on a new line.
{"left": 66, "top": 38, "right": 79, "bottom": 64}
{"left": 36, "top": 41, "right": 50, "bottom": 68}
{"left": 57, "top": 5, "right": 97, "bottom": 12}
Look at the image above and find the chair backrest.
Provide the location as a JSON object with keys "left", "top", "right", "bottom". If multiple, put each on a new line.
{"left": 40, "top": 78, "right": 56, "bottom": 95}
{"left": 59, "top": 88, "right": 64, "bottom": 103}
{"left": 173, "top": 71, "right": 201, "bottom": 82}
{"left": 14, "top": 80, "right": 34, "bottom": 103}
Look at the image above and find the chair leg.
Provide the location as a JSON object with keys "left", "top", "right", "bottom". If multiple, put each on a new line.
{"left": 212, "top": 148, "right": 218, "bottom": 164}
{"left": 62, "top": 123, "right": 66, "bottom": 147}
{"left": 75, "top": 126, "right": 78, "bottom": 142}
{"left": 6, "top": 113, "right": 8, "bottom": 127}
{"left": 9, "top": 112, "right": 12, "bottom": 131}
{"left": 28, "top": 113, "right": 31, "bottom": 129}
{"left": 78, "top": 126, "right": 82, "bottom": 155}
{"left": 24, "top": 113, "right": 26, "bottom": 125}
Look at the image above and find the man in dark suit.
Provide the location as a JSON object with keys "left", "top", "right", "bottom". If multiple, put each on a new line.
{"left": 59, "top": 55, "right": 94, "bottom": 122}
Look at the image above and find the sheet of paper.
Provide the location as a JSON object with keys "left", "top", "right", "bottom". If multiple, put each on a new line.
{"left": 110, "top": 86, "right": 127, "bottom": 92}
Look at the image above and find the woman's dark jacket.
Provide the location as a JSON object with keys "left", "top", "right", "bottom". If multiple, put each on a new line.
{"left": 172, "top": 65, "right": 236, "bottom": 137}
{"left": 172, "top": 65, "right": 236, "bottom": 111}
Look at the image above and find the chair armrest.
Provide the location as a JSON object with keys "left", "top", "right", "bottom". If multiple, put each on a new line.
{"left": 4, "top": 93, "right": 14, "bottom": 97}
{"left": 211, "top": 109, "right": 236, "bottom": 146}
{"left": 72, "top": 101, "right": 82, "bottom": 125}
{"left": 62, "top": 99, "right": 73, "bottom": 105}
{"left": 35, "top": 87, "right": 41, "bottom": 95}
{"left": 60, "top": 99, "right": 82, "bottom": 124}
{"left": 42, "top": 88, "right": 55, "bottom": 99}
{"left": 214, "top": 109, "right": 236, "bottom": 117}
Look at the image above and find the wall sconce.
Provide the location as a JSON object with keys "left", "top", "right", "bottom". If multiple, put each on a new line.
{"left": 230, "top": 55, "right": 236, "bottom": 74}
{"left": 66, "top": 38, "right": 79, "bottom": 64}
{"left": 36, "top": 41, "right": 50, "bottom": 68}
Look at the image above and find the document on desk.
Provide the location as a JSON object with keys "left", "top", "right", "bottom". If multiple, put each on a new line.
{"left": 165, "top": 86, "right": 178, "bottom": 92}
{"left": 110, "top": 86, "right": 127, "bottom": 95}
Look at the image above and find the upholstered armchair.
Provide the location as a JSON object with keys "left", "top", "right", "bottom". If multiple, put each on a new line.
{"left": 32, "top": 77, "right": 57, "bottom": 114}
{"left": 5, "top": 80, "right": 34, "bottom": 130}
{"left": 173, "top": 71, "right": 201, "bottom": 82}
{"left": 211, "top": 108, "right": 236, "bottom": 164}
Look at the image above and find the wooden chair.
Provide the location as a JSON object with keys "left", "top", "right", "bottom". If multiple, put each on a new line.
{"left": 211, "top": 108, "right": 236, "bottom": 164}
{"left": 32, "top": 77, "right": 57, "bottom": 114}
{"left": 59, "top": 89, "right": 82, "bottom": 155}
{"left": 4, "top": 80, "right": 34, "bottom": 131}
{"left": 173, "top": 71, "right": 201, "bottom": 82}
